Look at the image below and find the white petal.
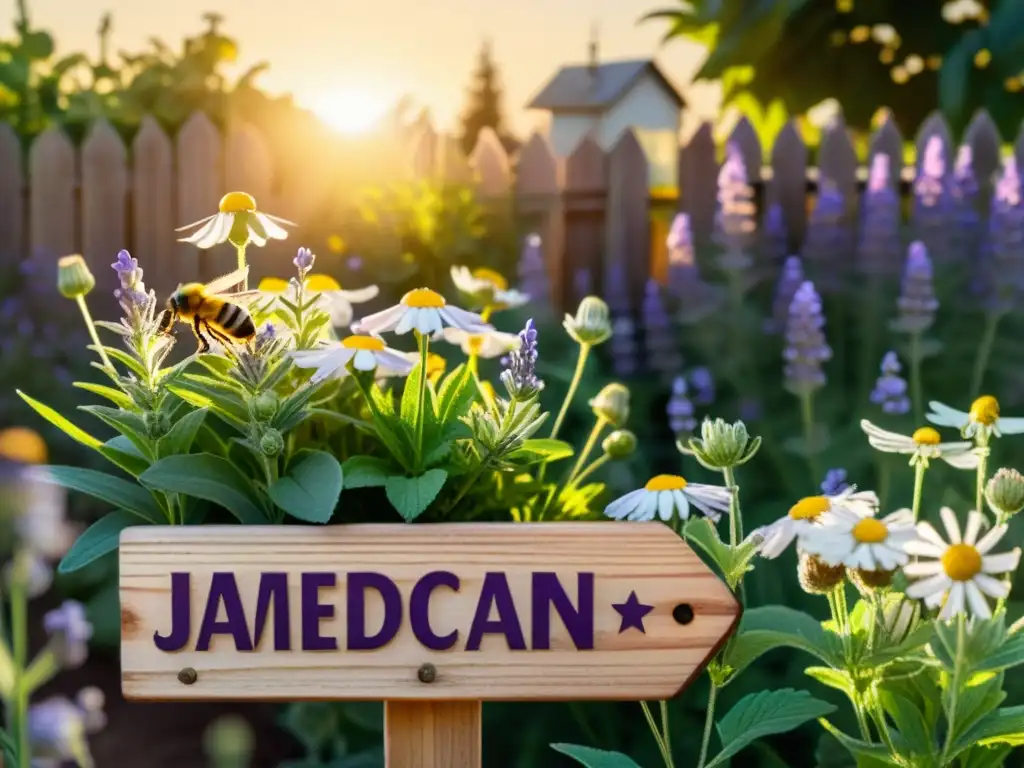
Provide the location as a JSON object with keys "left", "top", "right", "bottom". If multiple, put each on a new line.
{"left": 906, "top": 571, "right": 950, "bottom": 598}
{"left": 903, "top": 560, "right": 945, "bottom": 577}
{"left": 657, "top": 491, "right": 675, "bottom": 522}
{"left": 940, "top": 448, "right": 980, "bottom": 470}
{"left": 860, "top": 420, "right": 915, "bottom": 452}
{"left": 756, "top": 518, "right": 796, "bottom": 559}
{"left": 883, "top": 508, "right": 915, "bottom": 527}
{"left": 605, "top": 489, "right": 645, "bottom": 520}
{"left": 175, "top": 212, "right": 218, "bottom": 232}
{"left": 262, "top": 212, "right": 298, "bottom": 227}
{"left": 394, "top": 307, "right": 418, "bottom": 335}
{"left": 375, "top": 349, "right": 416, "bottom": 375}
{"left": 973, "top": 573, "right": 1010, "bottom": 599}
{"left": 939, "top": 581, "right": 966, "bottom": 621}
{"left": 355, "top": 304, "right": 406, "bottom": 335}
{"left": 439, "top": 305, "right": 490, "bottom": 332}
{"left": 964, "top": 580, "right": 992, "bottom": 619}
{"left": 254, "top": 211, "right": 289, "bottom": 239}
{"left": 996, "top": 416, "right": 1024, "bottom": 434}
{"left": 351, "top": 350, "right": 379, "bottom": 371}
{"left": 672, "top": 490, "right": 690, "bottom": 521}
{"left": 904, "top": 540, "right": 946, "bottom": 558}
{"left": 442, "top": 327, "right": 469, "bottom": 346}
{"left": 495, "top": 289, "right": 530, "bottom": 308}
{"left": 628, "top": 492, "right": 659, "bottom": 521}
{"left": 926, "top": 401, "right": 968, "bottom": 427}
{"left": 180, "top": 213, "right": 228, "bottom": 248}
{"left": 976, "top": 524, "right": 1008, "bottom": 555}
{"left": 914, "top": 521, "right": 949, "bottom": 550}
{"left": 940, "top": 507, "right": 963, "bottom": 543}
{"left": 338, "top": 286, "right": 380, "bottom": 303}
{"left": 963, "top": 511, "right": 983, "bottom": 546}
{"left": 246, "top": 223, "right": 267, "bottom": 247}
{"left": 982, "top": 549, "right": 1021, "bottom": 574}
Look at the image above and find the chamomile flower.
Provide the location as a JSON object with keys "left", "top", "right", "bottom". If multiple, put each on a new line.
{"left": 904, "top": 508, "right": 1021, "bottom": 620}
{"left": 860, "top": 420, "right": 978, "bottom": 469}
{"left": 450, "top": 266, "right": 529, "bottom": 310}
{"left": 353, "top": 288, "right": 491, "bottom": 338}
{"left": 754, "top": 488, "right": 879, "bottom": 559}
{"left": 926, "top": 396, "right": 1024, "bottom": 440}
{"left": 258, "top": 275, "right": 379, "bottom": 327}
{"left": 441, "top": 327, "right": 520, "bottom": 358}
{"left": 290, "top": 334, "right": 414, "bottom": 384}
{"left": 802, "top": 506, "right": 916, "bottom": 571}
{"left": 603, "top": 474, "right": 732, "bottom": 524}
{"left": 176, "top": 191, "right": 294, "bottom": 249}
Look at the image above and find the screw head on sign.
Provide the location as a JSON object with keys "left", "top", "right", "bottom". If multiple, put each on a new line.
{"left": 417, "top": 663, "right": 437, "bottom": 684}
{"left": 178, "top": 667, "right": 198, "bottom": 685}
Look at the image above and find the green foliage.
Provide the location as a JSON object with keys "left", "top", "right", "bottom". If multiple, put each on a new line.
{"left": 550, "top": 743, "right": 643, "bottom": 768}
{"left": 457, "top": 40, "right": 512, "bottom": 157}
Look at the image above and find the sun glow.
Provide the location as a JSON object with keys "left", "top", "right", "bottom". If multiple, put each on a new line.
{"left": 312, "top": 88, "right": 388, "bottom": 135}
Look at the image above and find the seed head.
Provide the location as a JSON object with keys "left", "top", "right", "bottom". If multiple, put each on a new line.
{"left": 798, "top": 553, "right": 846, "bottom": 594}
{"left": 986, "top": 468, "right": 1024, "bottom": 519}
{"left": 687, "top": 417, "right": 760, "bottom": 470}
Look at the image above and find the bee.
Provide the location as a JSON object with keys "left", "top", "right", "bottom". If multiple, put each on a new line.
{"left": 159, "top": 267, "right": 257, "bottom": 353}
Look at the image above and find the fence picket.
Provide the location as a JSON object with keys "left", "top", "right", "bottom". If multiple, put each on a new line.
{"left": 437, "top": 133, "right": 474, "bottom": 185}
{"left": 963, "top": 110, "right": 1001, "bottom": 190}
{"left": 606, "top": 130, "right": 649, "bottom": 311}
{"left": 564, "top": 137, "right": 607, "bottom": 302}
{"left": 817, "top": 115, "right": 858, "bottom": 214}
{"left": 514, "top": 131, "right": 564, "bottom": 307}
{"left": 29, "top": 127, "right": 75, "bottom": 266}
{"left": 729, "top": 116, "right": 763, "bottom": 183}
{"left": 769, "top": 120, "right": 808, "bottom": 246}
{"left": 868, "top": 112, "right": 904, "bottom": 190}
{"left": 0, "top": 124, "right": 23, "bottom": 265}
{"left": 81, "top": 120, "right": 128, "bottom": 295}
{"left": 175, "top": 111, "right": 222, "bottom": 284}
{"left": 132, "top": 116, "right": 175, "bottom": 296}
{"left": 915, "top": 111, "right": 954, "bottom": 179}
{"left": 680, "top": 122, "right": 717, "bottom": 245}
{"left": 469, "top": 128, "right": 512, "bottom": 198}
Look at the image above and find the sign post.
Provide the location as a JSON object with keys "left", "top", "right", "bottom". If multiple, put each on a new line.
{"left": 120, "top": 522, "right": 740, "bottom": 767}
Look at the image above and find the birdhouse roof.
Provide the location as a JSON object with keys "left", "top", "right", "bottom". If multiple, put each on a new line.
{"left": 526, "top": 59, "right": 685, "bottom": 113}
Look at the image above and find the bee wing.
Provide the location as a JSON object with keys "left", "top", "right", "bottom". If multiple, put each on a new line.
{"left": 219, "top": 289, "right": 265, "bottom": 306}
{"left": 204, "top": 266, "right": 250, "bottom": 296}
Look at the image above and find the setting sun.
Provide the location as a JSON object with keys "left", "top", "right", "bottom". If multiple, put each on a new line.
{"left": 311, "top": 88, "right": 389, "bottom": 134}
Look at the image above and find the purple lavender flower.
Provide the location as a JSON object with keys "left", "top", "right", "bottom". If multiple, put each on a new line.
{"left": 610, "top": 316, "right": 638, "bottom": 377}
{"left": 713, "top": 142, "right": 756, "bottom": 272}
{"left": 293, "top": 247, "right": 315, "bottom": 276}
{"left": 870, "top": 351, "right": 911, "bottom": 415}
{"left": 952, "top": 146, "right": 981, "bottom": 262}
{"left": 500, "top": 319, "right": 543, "bottom": 399}
{"left": 820, "top": 468, "right": 850, "bottom": 496}
{"left": 914, "top": 136, "right": 946, "bottom": 207}
{"left": 783, "top": 280, "right": 831, "bottom": 395}
{"left": 517, "top": 234, "right": 549, "bottom": 304}
{"left": 641, "top": 280, "right": 681, "bottom": 378}
{"left": 895, "top": 242, "right": 939, "bottom": 333}
{"left": 980, "top": 155, "right": 1024, "bottom": 312}
{"left": 857, "top": 153, "right": 902, "bottom": 277}
{"left": 573, "top": 269, "right": 593, "bottom": 302}
{"left": 605, "top": 261, "right": 633, "bottom": 316}
{"left": 667, "top": 213, "right": 695, "bottom": 267}
{"left": 761, "top": 203, "right": 788, "bottom": 269}
{"left": 111, "top": 249, "right": 151, "bottom": 316}
{"left": 667, "top": 375, "right": 696, "bottom": 435}
{"left": 689, "top": 366, "right": 715, "bottom": 406}
{"left": 766, "top": 256, "right": 805, "bottom": 334}
{"left": 913, "top": 136, "right": 955, "bottom": 265}
{"left": 802, "top": 180, "right": 851, "bottom": 291}
{"left": 43, "top": 600, "right": 93, "bottom": 668}
{"left": 28, "top": 689, "right": 105, "bottom": 765}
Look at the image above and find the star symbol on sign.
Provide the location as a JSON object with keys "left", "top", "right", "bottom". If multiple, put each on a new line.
{"left": 612, "top": 591, "right": 654, "bottom": 634}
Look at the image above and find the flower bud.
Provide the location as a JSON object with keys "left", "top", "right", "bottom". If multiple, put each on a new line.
{"left": 797, "top": 553, "right": 845, "bottom": 594}
{"left": 849, "top": 567, "right": 894, "bottom": 594}
{"left": 249, "top": 391, "right": 279, "bottom": 422}
{"left": 57, "top": 254, "right": 95, "bottom": 299}
{"left": 985, "top": 468, "right": 1024, "bottom": 519}
{"left": 589, "top": 383, "right": 630, "bottom": 427}
{"left": 687, "top": 417, "right": 761, "bottom": 470}
{"left": 881, "top": 596, "right": 919, "bottom": 645}
{"left": 260, "top": 428, "right": 285, "bottom": 457}
{"left": 602, "top": 429, "right": 637, "bottom": 459}
{"left": 144, "top": 410, "right": 170, "bottom": 440}
{"left": 563, "top": 296, "right": 612, "bottom": 346}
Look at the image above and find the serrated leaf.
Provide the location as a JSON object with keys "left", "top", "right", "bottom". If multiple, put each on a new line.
{"left": 269, "top": 450, "right": 343, "bottom": 523}
{"left": 158, "top": 407, "right": 207, "bottom": 458}
{"left": 953, "top": 705, "right": 1024, "bottom": 756}
{"left": 58, "top": 510, "right": 141, "bottom": 574}
{"left": 725, "top": 605, "right": 833, "bottom": 675}
{"left": 342, "top": 456, "right": 392, "bottom": 489}
{"left": 707, "top": 689, "right": 837, "bottom": 767}
{"left": 817, "top": 720, "right": 897, "bottom": 765}
{"left": 385, "top": 469, "right": 447, "bottom": 522}
{"left": 140, "top": 454, "right": 267, "bottom": 524}
{"left": 42, "top": 466, "right": 164, "bottom": 524}
{"left": 878, "top": 690, "right": 933, "bottom": 759}
{"left": 549, "top": 744, "right": 642, "bottom": 768}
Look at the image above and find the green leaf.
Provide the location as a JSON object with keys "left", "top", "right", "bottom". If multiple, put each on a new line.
{"left": 73, "top": 382, "right": 135, "bottom": 409}
{"left": 269, "top": 450, "right": 343, "bottom": 523}
{"left": 18, "top": 390, "right": 104, "bottom": 450}
{"left": 817, "top": 720, "right": 897, "bottom": 765}
{"left": 549, "top": 744, "right": 642, "bottom": 768}
{"left": 94, "top": 344, "right": 147, "bottom": 377}
{"left": 99, "top": 436, "right": 151, "bottom": 476}
{"left": 707, "top": 689, "right": 837, "bottom": 767}
{"left": 168, "top": 379, "right": 248, "bottom": 428}
{"left": 140, "top": 454, "right": 267, "bottom": 524}
{"left": 878, "top": 690, "right": 933, "bottom": 759}
{"left": 80, "top": 404, "right": 154, "bottom": 459}
{"left": 725, "top": 606, "right": 834, "bottom": 674}
{"left": 434, "top": 363, "right": 475, "bottom": 426}
{"left": 43, "top": 466, "right": 164, "bottom": 524}
{"left": 385, "top": 469, "right": 448, "bottom": 522}
{"left": 804, "top": 667, "right": 855, "bottom": 698}
{"left": 342, "top": 456, "right": 392, "bottom": 489}
{"left": 508, "top": 438, "right": 574, "bottom": 464}
{"left": 58, "top": 511, "right": 141, "bottom": 574}
{"left": 955, "top": 706, "right": 1024, "bottom": 754}
{"left": 975, "top": 632, "right": 1024, "bottom": 673}
{"left": 157, "top": 407, "right": 207, "bottom": 458}
{"left": 683, "top": 517, "right": 731, "bottom": 574}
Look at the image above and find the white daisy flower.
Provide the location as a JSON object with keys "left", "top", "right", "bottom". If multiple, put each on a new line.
{"left": 353, "top": 288, "right": 491, "bottom": 338}
{"left": 290, "top": 334, "right": 414, "bottom": 384}
{"left": 176, "top": 191, "right": 294, "bottom": 249}
{"left": 603, "top": 474, "right": 732, "bottom": 524}
{"left": 441, "top": 327, "right": 520, "bottom": 359}
{"left": 801, "top": 506, "right": 916, "bottom": 571}
{"left": 257, "top": 275, "right": 379, "bottom": 327}
{"left": 904, "top": 507, "right": 1022, "bottom": 620}
{"left": 926, "top": 396, "right": 1024, "bottom": 440}
{"left": 754, "top": 488, "right": 879, "bottom": 559}
{"left": 860, "top": 420, "right": 978, "bottom": 469}
{"left": 450, "top": 266, "right": 529, "bottom": 309}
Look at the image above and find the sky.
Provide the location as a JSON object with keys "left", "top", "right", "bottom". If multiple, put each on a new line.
{"left": 27, "top": 0, "right": 721, "bottom": 136}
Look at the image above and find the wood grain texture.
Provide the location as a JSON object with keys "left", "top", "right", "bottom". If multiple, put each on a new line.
{"left": 384, "top": 701, "right": 481, "bottom": 768}
{"left": 119, "top": 523, "right": 740, "bottom": 702}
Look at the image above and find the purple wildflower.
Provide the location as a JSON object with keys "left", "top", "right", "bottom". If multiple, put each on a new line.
{"left": 641, "top": 280, "right": 682, "bottom": 378}
{"left": 293, "top": 247, "right": 315, "bottom": 276}
{"left": 43, "top": 600, "right": 93, "bottom": 668}
{"left": 517, "top": 234, "right": 549, "bottom": 304}
{"left": 952, "top": 146, "right": 981, "bottom": 261}
{"left": 913, "top": 136, "right": 955, "bottom": 264}
{"left": 689, "top": 366, "right": 715, "bottom": 406}
{"left": 914, "top": 136, "right": 946, "bottom": 207}
{"left": 713, "top": 142, "right": 756, "bottom": 272}
{"left": 666, "top": 214, "right": 718, "bottom": 322}
{"left": 820, "top": 468, "right": 850, "bottom": 496}
{"left": 610, "top": 316, "right": 638, "bottom": 377}
{"left": 761, "top": 203, "right": 788, "bottom": 269}
{"left": 857, "top": 153, "right": 902, "bottom": 277}
{"left": 573, "top": 269, "right": 593, "bottom": 302}
{"left": 802, "top": 180, "right": 851, "bottom": 291}
{"left": 605, "top": 261, "right": 633, "bottom": 316}
{"left": 870, "top": 351, "right": 911, "bottom": 415}
{"left": 667, "top": 213, "right": 695, "bottom": 267}
{"left": 895, "top": 242, "right": 939, "bottom": 333}
{"left": 980, "top": 156, "right": 1024, "bottom": 312}
{"left": 766, "top": 256, "right": 805, "bottom": 334}
{"left": 111, "top": 249, "right": 150, "bottom": 316}
{"left": 28, "top": 689, "right": 105, "bottom": 765}
{"left": 783, "top": 281, "right": 831, "bottom": 396}
{"left": 667, "top": 375, "right": 696, "bottom": 435}
{"left": 500, "top": 318, "right": 543, "bottom": 399}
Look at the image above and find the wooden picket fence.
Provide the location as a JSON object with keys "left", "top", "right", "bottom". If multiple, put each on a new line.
{"left": 0, "top": 107, "right": 1017, "bottom": 312}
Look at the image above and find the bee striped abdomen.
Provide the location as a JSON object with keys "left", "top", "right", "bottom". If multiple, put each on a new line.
{"left": 215, "top": 302, "right": 255, "bottom": 338}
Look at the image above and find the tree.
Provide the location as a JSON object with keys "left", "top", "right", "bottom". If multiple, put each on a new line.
{"left": 642, "top": 0, "right": 1024, "bottom": 137}
{"left": 458, "top": 40, "right": 507, "bottom": 156}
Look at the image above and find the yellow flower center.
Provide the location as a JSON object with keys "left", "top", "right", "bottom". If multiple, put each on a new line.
{"left": 941, "top": 543, "right": 982, "bottom": 581}
{"left": 305, "top": 274, "right": 341, "bottom": 292}
{"left": 852, "top": 518, "right": 888, "bottom": 544}
{"left": 912, "top": 427, "right": 941, "bottom": 446}
{"left": 0, "top": 427, "right": 47, "bottom": 464}
{"left": 969, "top": 396, "right": 1000, "bottom": 426}
{"left": 466, "top": 335, "right": 484, "bottom": 354}
{"left": 258, "top": 277, "right": 290, "bottom": 294}
{"left": 789, "top": 496, "right": 831, "bottom": 520}
{"left": 218, "top": 191, "right": 257, "bottom": 214}
{"left": 472, "top": 268, "right": 508, "bottom": 291}
{"left": 341, "top": 335, "right": 386, "bottom": 351}
{"left": 402, "top": 288, "right": 446, "bottom": 308}
{"left": 645, "top": 474, "right": 688, "bottom": 492}
{"left": 427, "top": 353, "right": 447, "bottom": 376}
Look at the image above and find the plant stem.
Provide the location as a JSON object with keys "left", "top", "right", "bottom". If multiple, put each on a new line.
{"left": 799, "top": 392, "right": 819, "bottom": 481}
{"left": 970, "top": 310, "right": 1002, "bottom": 398}
{"left": 940, "top": 613, "right": 967, "bottom": 763}
{"left": 549, "top": 343, "right": 591, "bottom": 442}
{"left": 853, "top": 700, "right": 872, "bottom": 741}
{"left": 566, "top": 417, "right": 607, "bottom": 484}
{"left": 415, "top": 332, "right": 429, "bottom": 462}
{"left": 10, "top": 551, "right": 29, "bottom": 768}
{"left": 640, "top": 702, "right": 673, "bottom": 767}
{"left": 722, "top": 465, "right": 746, "bottom": 607}
{"left": 697, "top": 683, "right": 719, "bottom": 768}
{"left": 911, "top": 461, "right": 927, "bottom": 522}
{"left": 569, "top": 454, "right": 610, "bottom": 489}
{"left": 909, "top": 330, "right": 924, "bottom": 425}
{"left": 659, "top": 700, "right": 673, "bottom": 760}
{"left": 236, "top": 245, "right": 248, "bottom": 291}
{"left": 75, "top": 295, "right": 116, "bottom": 376}
{"left": 975, "top": 434, "right": 990, "bottom": 517}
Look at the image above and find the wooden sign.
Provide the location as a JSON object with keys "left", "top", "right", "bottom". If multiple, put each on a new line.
{"left": 120, "top": 523, "right": 740, "bottom": 766}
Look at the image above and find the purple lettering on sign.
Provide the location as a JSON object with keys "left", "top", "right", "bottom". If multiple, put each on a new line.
{"left": 196, "top": 573, "right": 253, "bottom": 652}
{"left": 465, "top": 572, "right": 526, "bottom": 651}
{"left": 253, "top": 573, "right": 291, "bottom": 651}
{"left": 301, "top": 573, "right": 337, "bottom": 651}
{"left": 347, "top": 572, "right": 402, "bottom": 650}
{"left": 410, "top": 571, "right": 460, "bottom": 651}
{"left": 531, "top": 572, "right": 595, "bottom": 650}
{"left": 154, "top": 572, "right": 191, "bottom": 652}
